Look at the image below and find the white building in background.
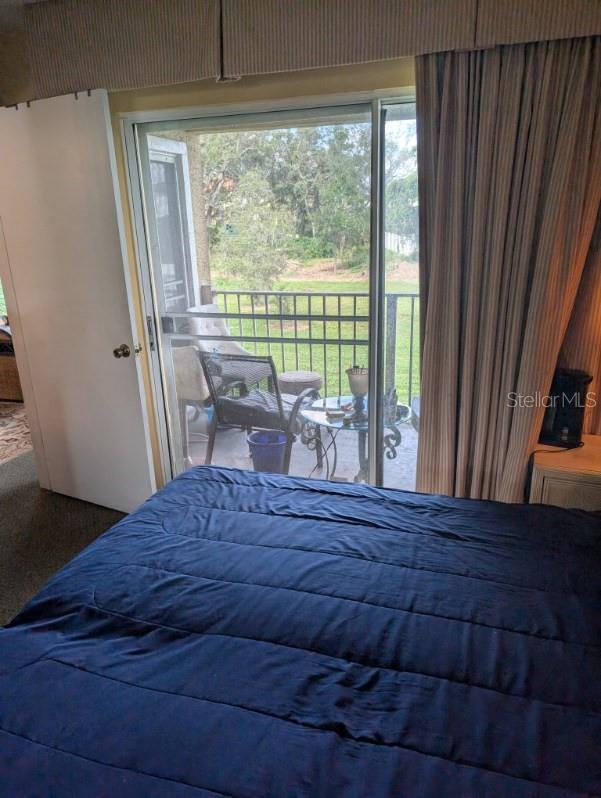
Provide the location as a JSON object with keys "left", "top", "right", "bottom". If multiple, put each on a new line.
{"left": 384, "top": 231, "right": 416, "bottom": 257}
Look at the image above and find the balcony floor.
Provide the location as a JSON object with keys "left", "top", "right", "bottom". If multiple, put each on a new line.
{"left": 184, "top": 413, "right": 418, "bottom": 491}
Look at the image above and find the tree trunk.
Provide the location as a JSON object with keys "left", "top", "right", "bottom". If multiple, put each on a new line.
{"left": 184, "top": 134, "right": 211, "bottom": 292}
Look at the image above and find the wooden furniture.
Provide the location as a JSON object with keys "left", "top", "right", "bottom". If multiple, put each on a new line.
{"left": 0, "top": 328, "right": 23, "bottom": 402}
{"left": 530, "top": 435, "right": 601, "bottom": 511}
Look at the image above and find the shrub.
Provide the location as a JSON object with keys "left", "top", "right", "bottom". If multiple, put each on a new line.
{"left": 286, "top": 236, "right": 331, "bottom": 262}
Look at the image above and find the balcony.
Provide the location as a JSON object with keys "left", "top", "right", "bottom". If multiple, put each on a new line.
{"left": 166, "top": 288, "right": 420, "bottom": 490}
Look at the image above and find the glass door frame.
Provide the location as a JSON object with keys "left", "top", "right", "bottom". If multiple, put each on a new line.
{"left": 121, "top": 90, "right": 415, "bottom": 485}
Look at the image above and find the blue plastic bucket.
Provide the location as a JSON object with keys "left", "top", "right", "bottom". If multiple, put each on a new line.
{"left": 247, "top": 430, "right": 287, "bottom": 473}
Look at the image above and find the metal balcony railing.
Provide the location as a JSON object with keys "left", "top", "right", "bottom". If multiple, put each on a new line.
{"left": 162, "top": 288, "right": 419, "bottom": 405}
{"left": 208, "top": 289, "right": 420, "bottom": 405}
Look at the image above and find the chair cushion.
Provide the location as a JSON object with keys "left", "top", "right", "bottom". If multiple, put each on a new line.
{"left": 172, "top": 346, "right": 209, "bottom": 402}
{"left": 220, "top": 359, "right": 273, "bottom": 390}
{"left": 216, "top": 389, "right": 301, "bottom": 431}
{"left": 277, "top": 370, "right": 323, "bottom": 395}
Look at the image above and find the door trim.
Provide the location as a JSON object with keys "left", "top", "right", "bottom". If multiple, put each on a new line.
{"left": 101, "top": 93, "right": 158, "bottom": 499}
{"left": 122, "top": 120, "right": 175, "bottom": 481}
{"left": 0, "top": 217, "right": 50, "bottom": 488}
{"left": 368, "top": 100, "right": 384, "bottom": 486}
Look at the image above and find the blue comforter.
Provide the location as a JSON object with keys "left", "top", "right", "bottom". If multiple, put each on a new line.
{"left": 1, "top": 467, "right": 600, "bottom": 797}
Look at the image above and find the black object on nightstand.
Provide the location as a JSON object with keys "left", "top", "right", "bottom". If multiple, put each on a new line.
{"left": 539, "top": 368, "right": 592, "bottom": 447}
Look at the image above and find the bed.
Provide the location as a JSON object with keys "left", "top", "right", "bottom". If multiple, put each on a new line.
{"left": 1, "top": 466, "right": 600, "bottom": 797}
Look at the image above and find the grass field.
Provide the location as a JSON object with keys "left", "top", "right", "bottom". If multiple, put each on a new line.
{"left": 0, "top": 279, "right": 5, "bottom": 316}
{"left": 211, "top": 276, "right": 420, "bottom": 404}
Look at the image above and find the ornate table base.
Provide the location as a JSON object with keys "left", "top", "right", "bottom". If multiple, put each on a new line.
{"left": 300, "top": 393, "right": 409, "bottom": 483}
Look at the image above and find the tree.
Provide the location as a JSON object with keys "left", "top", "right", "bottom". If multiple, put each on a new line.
{"left": 384, "top": 121, "right": 418, "bottom": 255}
{"left": 211, "top": 171, "right": 295, "bottom": 289}
{"left": 161, "top": 117, "right": 416, "bottom": 285}
{"left": 386, "top": 170, "right": 418, "bottom": 253}
{"left": 312, "top": 125, "right": 371, "bottom": 268}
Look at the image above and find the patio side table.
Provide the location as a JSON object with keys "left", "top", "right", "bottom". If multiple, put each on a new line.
{"left": 299, "top": 395, "right": 409, "bottom": 482}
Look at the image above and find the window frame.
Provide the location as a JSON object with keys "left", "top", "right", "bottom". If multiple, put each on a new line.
{"left": 121, "top": 90, "right": 416, "bottom": 484}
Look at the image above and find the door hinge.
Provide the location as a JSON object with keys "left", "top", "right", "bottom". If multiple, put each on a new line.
{"left": 146, "top": 315, "right": 156, "bottom": 351}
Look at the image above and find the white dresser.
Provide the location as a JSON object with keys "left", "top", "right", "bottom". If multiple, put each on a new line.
{"left": 530, "top": 435, "right": 601, "bottom": 511}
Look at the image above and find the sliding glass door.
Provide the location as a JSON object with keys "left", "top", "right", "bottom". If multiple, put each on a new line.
{"left": 381, "top": 103, "right": 420, "bottom": 489}
{"left": 132, "top": 98, "right": 418, "bottom": 488}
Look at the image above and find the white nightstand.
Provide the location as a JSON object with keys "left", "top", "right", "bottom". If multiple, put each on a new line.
{"left": 530, "top": 435, "right": 601, "bottom": 511}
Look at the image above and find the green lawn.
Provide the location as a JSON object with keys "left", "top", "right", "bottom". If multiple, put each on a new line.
{"left": 0, "top": 279, "right": 5, "bottom": 316}
{"left": 211, "top": 276, "right": 420, "bottom": 404}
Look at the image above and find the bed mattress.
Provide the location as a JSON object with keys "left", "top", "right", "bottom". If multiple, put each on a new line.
{"left": 1, "top": 466, "right": 600, "bottom": 796}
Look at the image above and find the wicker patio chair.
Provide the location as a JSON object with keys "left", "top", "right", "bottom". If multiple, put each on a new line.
{"left": 199, "top": 351, "right": 320, "bottom": 474}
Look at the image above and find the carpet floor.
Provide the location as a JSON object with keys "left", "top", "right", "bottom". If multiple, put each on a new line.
{"left": 0, "top": 451, "right": 124, "bottom": 626}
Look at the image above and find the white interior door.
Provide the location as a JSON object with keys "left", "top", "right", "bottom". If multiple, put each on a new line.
{"left": 0, "top": 90, "right": 155, "bottom": 512}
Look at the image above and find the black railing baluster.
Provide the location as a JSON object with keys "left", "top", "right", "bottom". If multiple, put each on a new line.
{"left": 294, "top": 294, "right": 299, "bottom": 370}
{"left": 408, "top": 295, "right": 415, "bottom": 407}
{"left": 338, "top": 295, "right": 342, "bottom": 396}
{"left": 384, "top": 293, "right": 397, "bottom": 393}
{"left": 308, "top": 294, "right": 313, "bottom": 372}
{"left": 322, "top": 294, "right": 327, "bottom": 395}
{"left": 265, "top": 293, "right": 270, "bottom": 358}
{"left": 279, "top": 294, "right": 285, "bottom": 373}
{"left": 251, "top": 294, "right": 257, "bottom": 354}
{"left": 353, "top": 295, "right": 357, "bottom": 368}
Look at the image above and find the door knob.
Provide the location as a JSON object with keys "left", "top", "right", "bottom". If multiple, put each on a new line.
{"left": 113, "top": 344, "right": 131, "bottom": 359}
